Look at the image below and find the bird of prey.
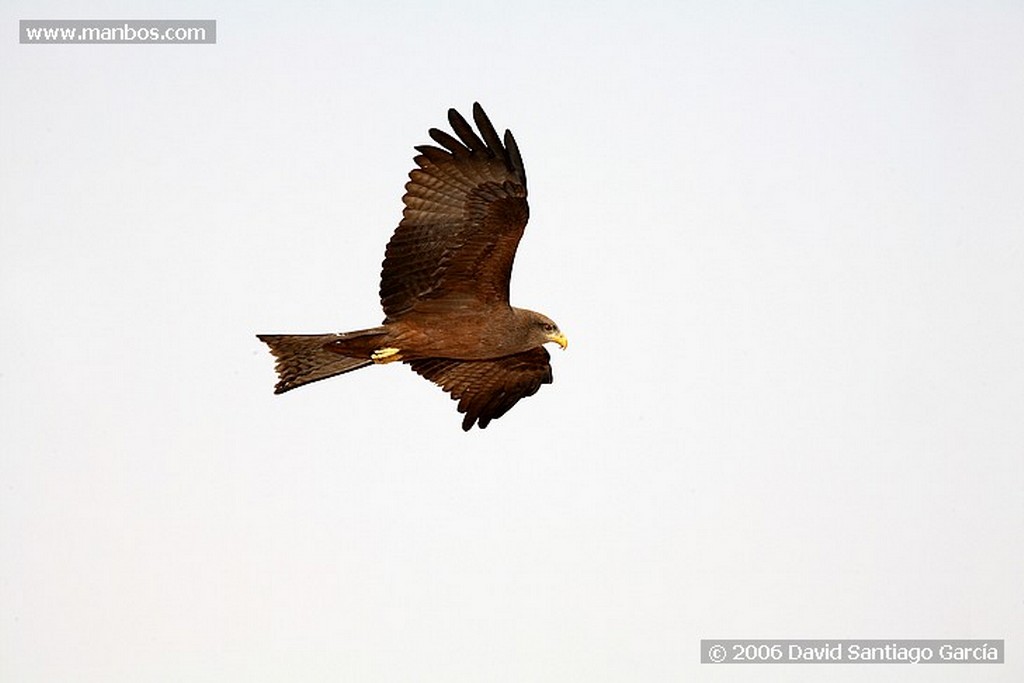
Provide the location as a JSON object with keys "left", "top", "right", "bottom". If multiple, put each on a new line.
{"left": 257, "top": 103, "right": 567, "bottom": 430}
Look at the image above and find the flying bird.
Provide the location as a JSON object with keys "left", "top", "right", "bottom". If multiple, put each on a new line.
{"left": 257, "top": 103, "right": 567, "bottom": 430}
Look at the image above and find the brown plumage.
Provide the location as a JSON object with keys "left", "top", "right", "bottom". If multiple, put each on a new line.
{"left": 257, "top": 103, "right": 567, "bottom": 431}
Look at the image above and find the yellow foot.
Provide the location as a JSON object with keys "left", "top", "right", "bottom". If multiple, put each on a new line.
{"left": 371, "top": 347, "right": 402, "bottom": 364}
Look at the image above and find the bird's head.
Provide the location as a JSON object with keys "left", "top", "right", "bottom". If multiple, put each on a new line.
{"left": 521, "top": 310, "right": 568, "bottom": 351}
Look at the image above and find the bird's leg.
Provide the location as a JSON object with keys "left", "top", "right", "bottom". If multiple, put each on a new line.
{"left": 371, "top": 347, "right": 403, "bottom": 364}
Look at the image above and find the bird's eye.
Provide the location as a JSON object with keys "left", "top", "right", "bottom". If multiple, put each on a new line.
{"left": 542, "top": 323, "right": 554, "bottom": 332}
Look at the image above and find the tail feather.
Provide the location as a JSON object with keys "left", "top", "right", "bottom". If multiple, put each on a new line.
{"left": 256, "top": 330, "right": 383, "bottom": 394}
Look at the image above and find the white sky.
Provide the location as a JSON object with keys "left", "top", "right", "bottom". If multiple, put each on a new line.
{"left": 2, "top": 2, "right": 1023, "bottom": 681}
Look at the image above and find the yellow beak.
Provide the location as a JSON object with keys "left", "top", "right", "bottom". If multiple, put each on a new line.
{"left": 547, "top": 332, "right": 569, "bottom": 350}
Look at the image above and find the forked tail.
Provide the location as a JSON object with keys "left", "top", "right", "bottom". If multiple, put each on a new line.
{"left": 256, "top": 328, "right": 386, "bottom": 394}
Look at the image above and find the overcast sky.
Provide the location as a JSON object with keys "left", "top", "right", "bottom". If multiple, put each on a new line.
{"left": 2, "top": 2, "right": 1023, "bottom": 681}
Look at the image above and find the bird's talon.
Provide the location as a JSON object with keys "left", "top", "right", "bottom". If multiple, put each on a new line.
{"left": 372, "top": 347, "right": 402, "bottom": 363}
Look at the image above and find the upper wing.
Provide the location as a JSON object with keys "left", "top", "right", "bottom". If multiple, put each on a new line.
{"left": 380, "top": 103, "right": 529, "bottom": 321}
{"left": 407, "top": 347, "right": 553, "bottom": 431}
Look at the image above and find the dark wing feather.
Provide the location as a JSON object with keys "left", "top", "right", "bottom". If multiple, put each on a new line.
{"left": 407, "top": 347, "right": 553, "bottom": 430}
{"left": 380, "top": 103, "right": 529, "bottom": 320}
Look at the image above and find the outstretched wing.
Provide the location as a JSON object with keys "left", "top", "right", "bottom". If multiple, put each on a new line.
{"left": 380, "top": 103, "right": 529, "bottom": 321}
{"left": 407, "top": 347, "right": 553, "bottom": 431}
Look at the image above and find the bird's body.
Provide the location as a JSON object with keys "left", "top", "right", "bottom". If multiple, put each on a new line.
{"left": 331, "top": 305, "right": 556, "bottom": 362}
{"left": 257, "top": 104, "right": 566, "bottom": 430}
